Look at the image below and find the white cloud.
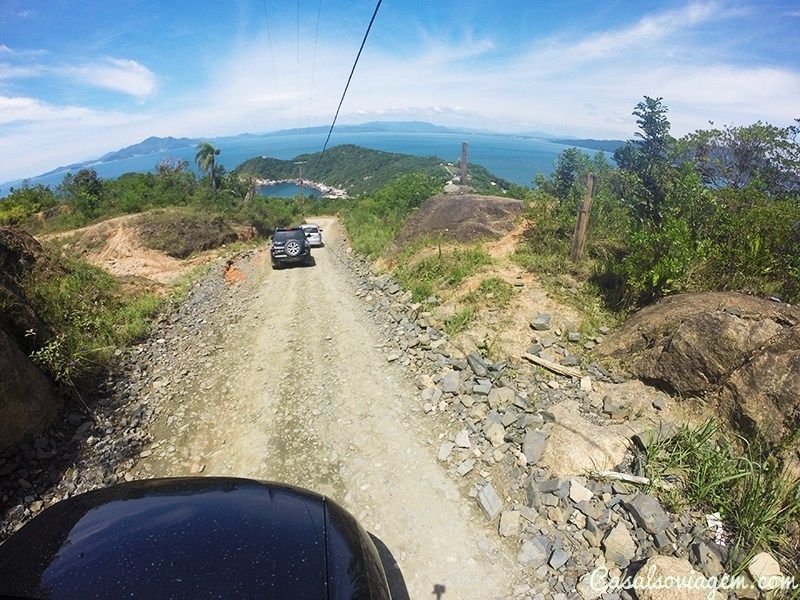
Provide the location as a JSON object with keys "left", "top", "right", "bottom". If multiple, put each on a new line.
{"left": 2, "top": 1, "right": 799, "bottom": 182}
{"left": 66, "top": 58, "right": 158, "bottom": 98}
{"left": 0, "top": 63, "right": 40, "bottom": 78}
{"left": 0, "top": 96, "right": 154, "bottom": 180}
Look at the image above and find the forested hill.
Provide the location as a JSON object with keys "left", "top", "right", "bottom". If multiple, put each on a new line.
{"left": 234, "top": 144, "right": 511, "bottom": 196}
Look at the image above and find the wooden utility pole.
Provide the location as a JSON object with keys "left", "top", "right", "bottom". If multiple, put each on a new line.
{"left": 570, "top": 172, "right": 596, "bottom": 262}
{"left": 459, "top": 142, "right": 468, "bottom": 185}
{"left": 294, "top": 160, "right": 307, "bottom": 211}
{"left": 294, "top": 161, "right": 307, "bottom": 198}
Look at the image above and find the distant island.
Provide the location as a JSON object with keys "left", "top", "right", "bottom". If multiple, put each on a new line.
{"left": 235, "top": 144, "right": 511, "bottom": 196}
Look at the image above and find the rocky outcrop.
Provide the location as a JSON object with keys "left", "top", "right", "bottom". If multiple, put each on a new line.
{"left": 600, "top": 291, "right": 800, "bottom": 449}
{"left": 0, "top": 227, "right": 61, "bottom": 450}
{"left": 0, "top": 329, "right": 61, "bottom": 449}
{"left": 394, "top": 194, "right": 523, "bottom": 246}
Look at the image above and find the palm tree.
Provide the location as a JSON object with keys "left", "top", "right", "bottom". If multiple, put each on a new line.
{"left": 195, "top": 142, "right": 220, "bottom": 188}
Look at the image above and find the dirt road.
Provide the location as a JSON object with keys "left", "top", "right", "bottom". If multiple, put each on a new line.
{"left": 135, "top": 217, "right": 521, "bottom": 598}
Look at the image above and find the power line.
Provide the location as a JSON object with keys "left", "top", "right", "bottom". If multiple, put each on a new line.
{"left": 261, "top": 0, "right": 282, "bottom": 111}
{"left": 296, "top": 0, "right": 301, "bottom": 125}
{"left": 320, "top": 0, "right": 382, "bottom": 155}
{"left": 306, "top": 0, "right": 323, "bottom": 132}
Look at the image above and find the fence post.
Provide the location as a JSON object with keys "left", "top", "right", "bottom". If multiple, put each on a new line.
{"left": 570, "top": 172, "right": 596, "bottom": 262}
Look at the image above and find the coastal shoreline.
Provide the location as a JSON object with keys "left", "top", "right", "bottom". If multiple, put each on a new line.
{"left": 254, "top": 177, "right": 348, "bottom": 199}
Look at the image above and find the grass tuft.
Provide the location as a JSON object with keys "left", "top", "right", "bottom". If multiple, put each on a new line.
{"left": 637, "top": 420, "right": 800, "bottom": 574}
{"left": 394, "top": 246, "right": 491, "bottom": 302}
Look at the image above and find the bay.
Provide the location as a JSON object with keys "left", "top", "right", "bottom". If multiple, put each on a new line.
{"left": 2, "top": 130, "right": 600, "bottom": 195}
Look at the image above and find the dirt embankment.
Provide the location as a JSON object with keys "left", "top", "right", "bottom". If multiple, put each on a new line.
{"left": 41, "top": 210, "right": 254, "bottom": 286}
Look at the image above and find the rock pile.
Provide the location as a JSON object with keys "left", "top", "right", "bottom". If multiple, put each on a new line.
{"left": 333, "top": 241, "right": 783, "bottom": 599}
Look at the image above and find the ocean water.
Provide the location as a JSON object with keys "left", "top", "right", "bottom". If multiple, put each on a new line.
{"left": 258, "top": 182, "right": 321, "bottom": 198}
{"left": 2, "top": 130, "right": 594, "bottom": 195}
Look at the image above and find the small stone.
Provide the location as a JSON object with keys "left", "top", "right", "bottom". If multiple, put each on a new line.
{"left": 517, "top": 535, "right": 550, "bottom": 567}
{"left": 602, "top": 522, "right": 636, "bottom": 568}
{"left": 569, "top": 479, "right": 593, "bottom": 503}
{"left": 473, "top": 383, "right": 492, "bottom": 396}
{"left": 530, "top": 313, "right": 552, "bottom": 331}
{"left": 456, "top": 459, "right": 475, "bottom": 476}
{"left": 522, "top": 430, "right": 549, "bottom": 464}
{"left": 487, "top": 387, "right": 515, "bottom": 408}
{"left": 560, "top": 354, "right": 579, "bottom": 367}
{"left": 567, "top": 331, "right": 581, "bottom": 342}
{"left": 484, "top": 421, "right": 506, "bottom": 447}
{"left": 580, "top": 376, "right": 592, "bottom": 392}
{"left": 476, "top": 483, "right": 502, "bottom": 520}
{"left": 549, "top": 547, "right": 569, "bottom": 569}
{"left": 466, "top": 351, "right": 489, "bottom": 377}
{"left": 747, "top": 552, "right": 783, "bottom": 591}
{"left": 498, "top": 510, "right": 520, "bottom": 537}
{"left": 624, "top": 494, "right": 670, "bottom": 534}
{"left": 442, "top": 370, "right": 461, "bottom": 394}
{"left": 455, "top": 429, "right": 471, "bottom": 448}
{"left": 437, "top": 441, "right": 455, "bottom": 461}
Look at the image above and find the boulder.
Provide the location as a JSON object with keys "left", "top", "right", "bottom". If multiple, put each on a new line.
{"left": 600, "top": 291, "right": 800, "bottom": 452}
{"left": 394, "top": 194, "right": 524, "bottom": 246}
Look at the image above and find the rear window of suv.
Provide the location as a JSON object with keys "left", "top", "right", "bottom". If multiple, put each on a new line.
{"left": 273, "top": 230, "right": 304, "bottom": 242}
{"left": 303, "top": 226, "right": 319, "bottom": 233}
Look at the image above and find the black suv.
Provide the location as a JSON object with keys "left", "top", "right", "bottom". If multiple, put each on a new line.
{"left": 270, "top": 227, "right": 313, "bottom": 268}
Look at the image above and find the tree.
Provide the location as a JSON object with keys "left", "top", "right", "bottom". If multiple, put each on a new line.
{"left": 534, "top": 147, "right": 590, "bottom": 203}
{"left": 678, "top": 120, "right": 800, "bottom": 195}
{"left": 195, "top": 142, "right": 221, "bottom": 189}
{"left": 58, "top": 168, "right": 104, "bottom": 218}
{"left": 613, "top": 96, "right": 675, "bottom": 222}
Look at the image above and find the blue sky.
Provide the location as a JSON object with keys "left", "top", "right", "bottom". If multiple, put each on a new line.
{"left": 1, "top": 0, "right": 799, "bottom": 181}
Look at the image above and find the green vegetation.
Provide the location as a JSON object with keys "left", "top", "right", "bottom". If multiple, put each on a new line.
{"left": 518, "top": 97, "right": 800, "bottom": 308}
{"left": 441, "top": 277, "right": 517, "bottom": 336}
{"left": 235, "top": 144, "right": 510, "bottom": 196}
{"left": 337, "top": 172, "right": 441, "bottom": 257}
{"left": 24, "top": 252, "right": 163, "bottom": 385}
{"left": 195, "top": 141, "right": 221, "bottom": 189}
{"left": 394, "top": 246, "right": 491, "bottom": 302}
{"left": 467, "top": 277, "right": 515, "bottom": 307}
{"left": 638, "top": 421, "right": 800, "bottom": 573}
{"left": 1, "top": 160, "right": 303, "bottom": 250}
{"left": 443, "top": 307, "right": 475, "bottom": 336}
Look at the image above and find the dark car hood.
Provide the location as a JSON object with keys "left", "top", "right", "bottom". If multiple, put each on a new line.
{"left": 0, "top": 477, "right": 389, "bottom": 600}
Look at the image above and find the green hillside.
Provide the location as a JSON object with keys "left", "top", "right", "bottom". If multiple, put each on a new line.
{"left": 233, "top": 144, "right": 511, "bottom": 196}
